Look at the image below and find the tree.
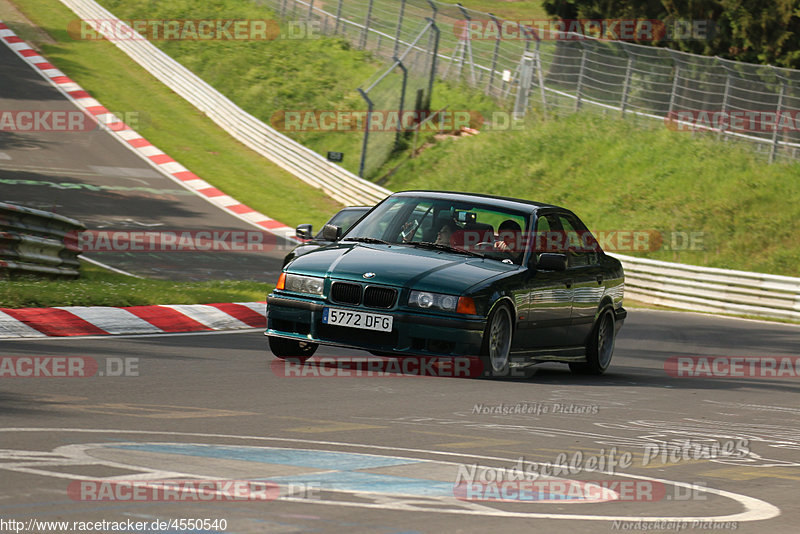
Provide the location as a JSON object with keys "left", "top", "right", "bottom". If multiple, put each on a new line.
{"left": 542, "top": 0, "right": 800, "bottom": 68}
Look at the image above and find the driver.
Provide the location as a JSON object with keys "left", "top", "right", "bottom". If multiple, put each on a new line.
{"left": 494, "top": 220, "right": 522, "bottom": 259}
{"left": 436, "top": 220, "right": 459, "bottom": 246}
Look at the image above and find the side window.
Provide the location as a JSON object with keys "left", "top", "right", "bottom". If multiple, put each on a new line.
{"left": 559, "top": 215, "right": 598, "bottom": 266}
{"left": 370, "top": 200, "right": 406, "bottom": 241}
{"left": 534, "top": 214, "right": 561, "bottom": 254}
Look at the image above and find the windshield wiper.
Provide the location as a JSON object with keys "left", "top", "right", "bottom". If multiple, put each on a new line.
{"left": 342, "top": 237, "right": 391, "bottom": 245}
{"left": 408, "top": 241, "right": 485, "bottom": 258}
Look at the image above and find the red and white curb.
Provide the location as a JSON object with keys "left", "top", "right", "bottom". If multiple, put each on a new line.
{"left": 0, "top": 22, "right": 298, "bottom": 242}
{"left": 0, "top": 302, "right": 266, "bottom": 338}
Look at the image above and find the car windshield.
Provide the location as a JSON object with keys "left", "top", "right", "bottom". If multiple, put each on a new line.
{"left": 343, "top": 195, "right": 530, "bottom": 265}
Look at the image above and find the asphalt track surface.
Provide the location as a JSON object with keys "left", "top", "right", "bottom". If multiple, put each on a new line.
{"left": 1, "top": 309, "right": 798, "bottom": 533}
{"left": 0, "top": 42, "right": 289, "bottom": 281}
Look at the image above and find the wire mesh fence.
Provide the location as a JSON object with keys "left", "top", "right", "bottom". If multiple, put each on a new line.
{"left": 356, "top": 19, "right": 439, "bottom": 177}
{"left": 261, "top": 0, "right": 800, "bottom": 164}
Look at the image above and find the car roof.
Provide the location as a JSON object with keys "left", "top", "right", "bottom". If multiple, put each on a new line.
{"left": 391, "top": 190, "right": 563, "bottom": 213}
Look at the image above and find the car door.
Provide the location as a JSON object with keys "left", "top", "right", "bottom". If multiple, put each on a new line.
{"left": 557, "top": 214, "right": 605, "bottom": 347}
{"left": 515, "top": 212, "right": 573, "bottom": 349}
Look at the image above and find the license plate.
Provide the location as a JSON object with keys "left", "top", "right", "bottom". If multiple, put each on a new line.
{"left": 322, "top": 307, "right": 393, "bottom": 332}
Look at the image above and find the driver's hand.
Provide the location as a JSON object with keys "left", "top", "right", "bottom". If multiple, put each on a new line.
{"left": 400, "top": 222, "right": 415, "bottom": 242}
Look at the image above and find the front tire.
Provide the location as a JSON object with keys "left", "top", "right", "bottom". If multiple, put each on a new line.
{"left": 268, "top": 336, "right": 318, "bottom": 362}
{"left": 480, "top": 304, "right": 513, "bottom": 378}
{"left": 570, "top": 307, "right": 615, "bottom": 375}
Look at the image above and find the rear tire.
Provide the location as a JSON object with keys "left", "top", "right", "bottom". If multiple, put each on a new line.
{"left": 268, "top": 336, "right": 318, "bottom": 362}
{"left": 480, "top": 304, "right": 513, "bottom": 378}
{"left": 570, "top": 307, "right": 615, "bottom": 375}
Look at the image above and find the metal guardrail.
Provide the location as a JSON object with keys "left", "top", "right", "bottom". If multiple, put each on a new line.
{"left": 613, "top": 254, "right": 800, "bottom": 321}
{"left": 56, "top": 0, "right": 800, "bottom": 321}
{"left": 0, "top": 202, "right": 85, "bottom": 278}
{"left": 59, "top": 0, "right": 391, "bottom": 207}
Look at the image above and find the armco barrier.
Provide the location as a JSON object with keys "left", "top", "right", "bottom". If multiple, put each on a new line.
{"left": 0, "top": 202, "right": 85, "bottom": 278}
{"left": 613, "top": 253, "right": 800, "bottom": 321}
{"left": 56, "top": 1, "right": 800, "bottom": 321}
{"left": 59, "top": 0, "right": 391, "bottom": 207}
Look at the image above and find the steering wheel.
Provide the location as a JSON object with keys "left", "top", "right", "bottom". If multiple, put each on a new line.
{"left": 474, "top": 241, "right": 497, "bottom": 251}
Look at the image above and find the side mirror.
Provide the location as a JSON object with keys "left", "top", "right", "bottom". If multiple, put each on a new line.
{"left": 321, "top": 224, "right": 342, "bottom": 241}
{"left": 295, "top": 224, "right": 313, "bottom": 240}
{"left": 536, "top": 253, "right": 567, "bottom": 271}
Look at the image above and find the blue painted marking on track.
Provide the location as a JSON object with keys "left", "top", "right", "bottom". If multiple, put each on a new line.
{"left": 109, "top": 443, "right": 567, "bottom": 501}
{"left": 112, "top": 444, "right": 418, "bottom": 470}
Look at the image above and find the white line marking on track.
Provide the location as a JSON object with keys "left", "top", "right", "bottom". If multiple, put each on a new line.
{"left": 0, "top": 428, "right": 781, "bottom": 522}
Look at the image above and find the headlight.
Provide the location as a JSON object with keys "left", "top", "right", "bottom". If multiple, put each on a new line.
{"left": 284, "top": 274, "right": 324, "bottom": 296}
{"left": 408, "top": 290, "right": 458, "bottom": 311}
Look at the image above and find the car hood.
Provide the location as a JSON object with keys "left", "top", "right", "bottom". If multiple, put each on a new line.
{"left": 288, "top": 242, "right": 516, "bottom": 293}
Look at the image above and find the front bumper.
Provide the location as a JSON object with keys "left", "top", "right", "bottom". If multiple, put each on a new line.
{"left": 266, "top": 294, "right": 486, "bottom": 356}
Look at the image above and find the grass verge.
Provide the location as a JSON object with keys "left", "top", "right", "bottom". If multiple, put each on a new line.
{"left": 0, "top": 262, "right": 270, "bottom": 308}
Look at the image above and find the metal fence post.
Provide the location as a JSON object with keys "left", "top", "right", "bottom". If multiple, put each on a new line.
{"left": 716, "top": 57, "right": 734, "bottom": 137}
{"left": 334, "top": 0, "right": 343, "bottom": 34}
{"left": 307, "top": 0, "right": 315, "bottom": 22}
{"left": 770, "top": 77, "right": 786, "bottom": 163}
{"left": 358, "top": 88, "right": 374, "bottom": 178}
{"left": 427, "top": 0, "right": 437, "bottom": 22}
{"left": 534, "top": 40, "right": 547, "bottom": 119}
{"left": 393, "top": 0, "right": 406, "bottom": 57}
{"left": 718, "top": 62, "right": 731, "bottom": 110}
{"left": 427, "top": 19, "right": 440, "bottom": 107}
{"left": 719, "top": 76, "right": 731, "bottom": 134}
{"left": 361, "top": 0, "right": 374, "bottom": 49}
{"left": 575, "top": 43, "right": 586, "bottom": 111}
{"left": 514, "top": 52, "right": 535, "bottom": 119}
{"left": 279, "top": 0, "right": 287, "bottom": 18}
{"left": 620, "top": 49, "right": 633, "bottom": 117}
{"left": 394, "top": 58, "right": 409, "bottom": 148}
{"left": 486, "top": 13, "right": 501, "bottom": 95}
{"left": 447, "top": 4, "right": 476, "bottom": 85}
{"left": 667, "top": 51, "right": 681, "bottom": 116}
